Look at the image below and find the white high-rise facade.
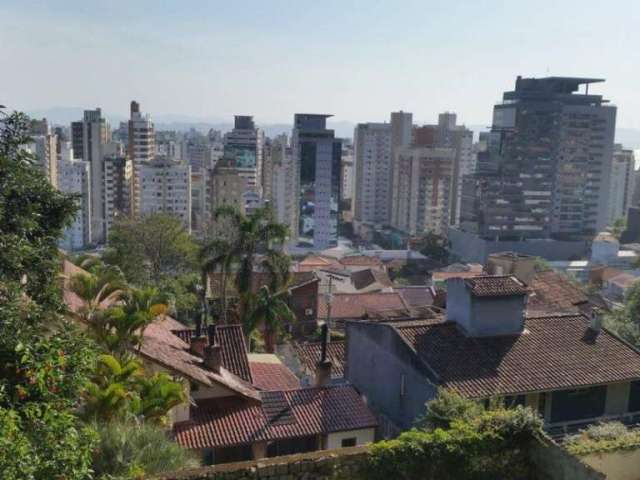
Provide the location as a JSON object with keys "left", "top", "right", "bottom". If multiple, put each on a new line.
{"left": 57, "top": 142, "right": 91, "bottom": 250}
{"left": 269, "top": 135, "right": 296, "bottom": 230}
{"left": 138, "top": 158, "right": 192, "bottom": 232}
{"left": 608, "top": 146, "right": 636, "bottom": 224}
{"left": 128, "top": 101, "right": 155, "bottom": 218}
{"left": 25, "top": 120, "right": 58, "bottom": 188}
{"left": 81, "top": 108, "right": 111, "bottom": 244}
{"left": 353, "top": 123, "right": 392, "bottom": 226}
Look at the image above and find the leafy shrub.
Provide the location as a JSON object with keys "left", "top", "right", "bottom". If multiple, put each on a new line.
{"left": 367, "top": 404, "right": 542, "bottom": 480}
{"left": 565, "top": 422, "right": 640, "bottom": 455}
{"left": 92, "top": 420, "right": 199, "bottom": 479}
{"left": 415, "top": 388, "right": 484, "bottom": 430}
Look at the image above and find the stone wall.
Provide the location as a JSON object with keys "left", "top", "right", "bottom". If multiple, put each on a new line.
{"left": 156, "top": 439, "right": 605, "bottom": 480}
{"left": 155, "top": 446, "right": 369, "bottom": 480}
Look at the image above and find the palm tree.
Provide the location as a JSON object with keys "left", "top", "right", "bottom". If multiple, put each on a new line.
{"left": 69, "top": 271, "right": 126, "bottom": 324}
{"left": 83, "top": 354, "right": 143, "bottom": 422}
{"left": 244, "top": 285, "right": 296, "bottom": 353}
{"left": 198, "top": 237, "right": 236, "bottom": 324}
{"left": 134, "top": 372, "right": 186, "bottom": 424}
{"left": 200, "top": 206, "right": 289, "bottom": 325}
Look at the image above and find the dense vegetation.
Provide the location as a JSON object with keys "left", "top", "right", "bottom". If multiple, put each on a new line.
{"left": 565, "top": 422, "right": 640, "bottom": 456}
{"left": 0, "top": 110, "right": 196, "bottom": 480}
{"left": 365, "top": 390, "right": 543, "bottom": 480}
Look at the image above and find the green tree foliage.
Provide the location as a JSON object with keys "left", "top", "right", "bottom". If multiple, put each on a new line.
{"left": 200, "top": 206, "right": 290, "bottom": 326}
{"left": 91, "top": 421, "right": 198, "bottom": 479}
{"left": 610, "top": 217, "right": 627, "bottom": 240}
{"left": 83, "top": 355, "right": 185, "bottom": 425}
{"left": 103, "top": 213, "right": 198, "bottom": 286}
{"left": 605, "top": 281, "right": 640, "bottom": 347}
{"left": 414, "top": 232, "right": 450, "bottom": 264}
{"left": 415, "top": 388, "right": 484, "bottom": 430}
{"left": 0, "top": 109, "right": 97, "bottom": 479}
{"left": 0, "top": 110, "right": 77, "bottom": 309}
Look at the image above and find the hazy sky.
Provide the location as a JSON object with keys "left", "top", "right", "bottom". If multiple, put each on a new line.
{"left": 2, "top": 0, "right": 640, "bottom": 127}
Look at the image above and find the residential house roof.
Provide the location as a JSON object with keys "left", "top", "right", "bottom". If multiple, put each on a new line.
{"left": 174, "top": 385, "right": 377, "bottom": 449}
{"left": 351, "top": 268, "right": 393, "bottom": 291}
{"left": 527, "top": 270, "right": 589, "bottom": 313}
{"left": 608, "top": 273, "right": 639, "bottom": 290}
{"left": 390, "top": 313, "right": 640, "bottom": 398}
{"left": 293, "top": 341, "right": 345, "bottom": 378}
{"left": 139, "top": 322, "right": 260, "bottom": 401}
{"left": 208, "top": 271, "right": 318, "bottom": 297}
{"left": 169, "top": 325, "right": 253, "bottom": 383}
{"left": 395, "top": 286, "right": 437, "bottom": 308}
{"left": 249, "top": 354, "right": 301, "bottom": 391}
{"left": 338, "top": 255, "right": 383, "bottom": 268}
{"left": 464, "top": 275, "right": 528, "bottom": 297}
{"left": 317, "top": 291, "right": 408, "bottom": 320}
{"left": 297, "top": 255, "right": 342, "bottom": 272}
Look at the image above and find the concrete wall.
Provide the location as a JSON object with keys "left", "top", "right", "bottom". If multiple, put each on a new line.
{"left": 605, "top": 382, "right": 631, "bottom": 415}
{"left": 529, "top": 438, "right": 605, "bottom": 480}
{"left": 449, "top": 228, "right": 589, "bottom": 264}
{"left": 325, "top": 428, "right": 375, "bottom": 450}
{"left": 582, "top": 448, "right": 640, "bottom": 480}
{"left": 345, "top": 322, "right": 438, "bottom": 429}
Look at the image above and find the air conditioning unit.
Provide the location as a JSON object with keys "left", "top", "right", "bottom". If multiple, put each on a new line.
{"left": 305, "top": 308, "right": 314, "bottom": 316}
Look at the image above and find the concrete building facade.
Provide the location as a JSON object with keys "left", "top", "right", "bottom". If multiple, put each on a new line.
{"left": 390, "top": 146, "right": 456, "bottom": 236}
{"left": 608, "top": 145, "right": 636, "bottom": 224}
{"left": 57, "top": 142, "right": 91, "bottom": 250}
{"left": 292, "top": 114, "right": 342, "bottom": 249}
{"left": 353, "top": 123, "right": 392, "bottom": 226}
{"left": 461, "top": 76, "right": 617, "bottom": 241}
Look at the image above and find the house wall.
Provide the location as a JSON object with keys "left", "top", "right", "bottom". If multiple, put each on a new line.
{"left": 325, "top": 428, "right": 375, "bottom": 450}
{"left": 345, "top": 322, "right": 438, "bottom": 429}
{"left": 470, "top": 296, "right": 524, "bottom": 336}
{"left": 605, "top": 383, "right": 631, "bottom": 415}
{"left": 581, "top": 448, "right": 640, "bottom": 480}
{"left": 191, "top": 383, "right": 238, "bottom": 401}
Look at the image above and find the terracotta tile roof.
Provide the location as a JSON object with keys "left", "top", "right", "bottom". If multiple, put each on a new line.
{"left": 61, "top": 260, "right": 89, "bottom": 313}
{"left": 339, "top": 255, "right": 383, "bottom": 268}
{"left": 165, "top": 325, "right": 253, "bottom": 383}
{"left": 155, "top": 315, "right": 191, "bottom": 332}
{"left": 250, "top": 361, "right": 301, "bottom": 391}
{"left": 393, "top": 313, "right": 640, "bottom": 398}
{"left": 527, "top": 270, "right": 589, "bottom": 313}
{"left": 395, "top": 286, "right": 436, "bottom": 308}
{"left": 293, "top": 341, "right": 345, "bottom": 378}
{"left": 297, "top": 255, "right": 341, "bottom": 272}
{"left": 608, "top": 273, "right": 639, "bottom": 289}
{"left": 139, "top": 322, "right": 259, "bottom": 401}
{"left": 351, "top": 268, "right": 393, "bottom": 290}
{"left": 317, "top": 292, "right": 408, "bottom": 320}
{"left": 464, "top": 275, "right": 528, "bottom": 297}
{"left": 208, "top": 272, "right": 318, "bottom": 296}
{"left": 173, "top": 385, "right": 377, "bottom": 449}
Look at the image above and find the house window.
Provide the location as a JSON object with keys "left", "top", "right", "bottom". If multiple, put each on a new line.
{"left": 550, "top": 386, "right": 606, "bottom": 423}
{"left": 629, "top": 381, "right": 640, "bottom": 412}
{"left": 341, "top": 437, "right": 357, "bottom": 448}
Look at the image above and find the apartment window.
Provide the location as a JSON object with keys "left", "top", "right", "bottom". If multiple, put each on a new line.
{"left": 341, "top": 437, "right": 357, "bottom": 448}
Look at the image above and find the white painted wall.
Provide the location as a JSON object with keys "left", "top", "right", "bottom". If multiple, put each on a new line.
{"left": 326, "top": 428, "right": 375, "bottom": 450}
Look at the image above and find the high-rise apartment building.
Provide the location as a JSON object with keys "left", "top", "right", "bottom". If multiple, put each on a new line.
{"left": 57, "top": 142, "right": 91, "bottom": 250}
{"left": 268, "top": 135, "right": 296, "bottom": 230}
{"left": 128, "top": 101, "right": 155, "bottom": 217}
{"left": 390, "top": 146, "right": 456, "bottom": 236}
{"left": 208, "top": 157, "right": 248, "bottom": 215}
{"left": 460, "top": 76, "right": 617, "bottom": 240}
{"left": 104, "top": 155, "right": 132, "bottom": 236}
{"left": 223, "top": 116, "right": 264, "bottom": 195}
{"left": 80, "top": 108, "right": 111, "bottom": 243}
{"left": 292, "top": 114, "right": 342, "bottom": 249}
{"left": 353, "top": 123, "right": 392, "bottom": 225}
{"left": 608, "top": 145, "right": 636, "bottom": 224}
{"left": 138, "top": 158, "right": 192, "bottom": 232}
{"left": 71, "top": 121, "right": 84, "bottom": 159}
{"left": 25, "top": 122, "right": 58, "bottom": 188}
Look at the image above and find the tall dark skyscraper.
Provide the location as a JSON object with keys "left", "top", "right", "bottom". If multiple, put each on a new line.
{"left": 461, "top": 76, "right": 616, "bottom": 240}
{"left": 292, "top": 114, "right": 342, "bottom": 249}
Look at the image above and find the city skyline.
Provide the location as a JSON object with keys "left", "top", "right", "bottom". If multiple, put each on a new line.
{"left": 2, "top": 0, "right": 640, "bottom": 129}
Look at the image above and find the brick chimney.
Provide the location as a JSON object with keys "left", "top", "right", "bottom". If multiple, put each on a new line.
{"left": 203, "top": 324, "right": 222, "bottom": 373}
{"left": 190, "top": 320, "right": 207, "bottom": 357}
{"left": 315, "top": 323, "right": 332, "bottom": 387}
